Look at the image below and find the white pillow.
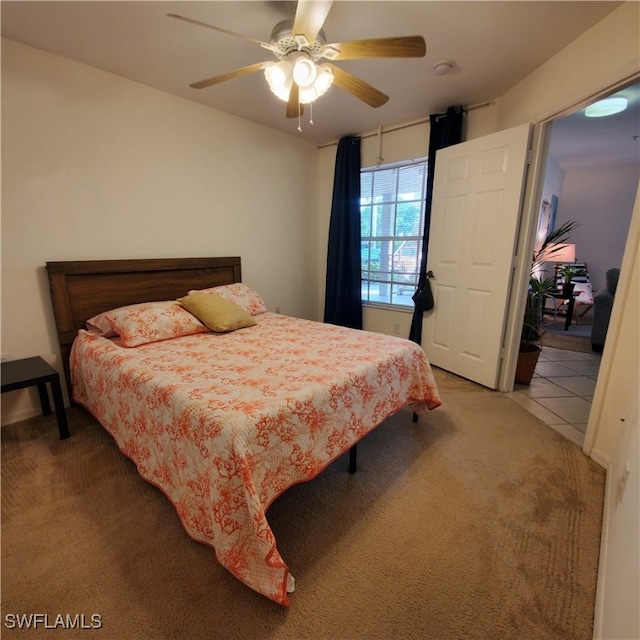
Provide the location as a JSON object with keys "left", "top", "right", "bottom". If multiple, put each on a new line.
{"left": 573, "top": 283, "right": 593, "bottom": 304}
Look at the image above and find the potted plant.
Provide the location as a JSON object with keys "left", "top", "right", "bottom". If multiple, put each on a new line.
{"left": 557, "top": 264, "right": 586, "bottom": 297}
{"left": 516, "top": 220, "right": 580, "bottom": 384}
{"left": 515, "top": 277, "right": 555, "bottom": 384}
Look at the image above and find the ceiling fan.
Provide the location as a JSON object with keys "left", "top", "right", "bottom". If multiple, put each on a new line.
{"left": 167, "top": 0, "right": 426, "bottom": 120}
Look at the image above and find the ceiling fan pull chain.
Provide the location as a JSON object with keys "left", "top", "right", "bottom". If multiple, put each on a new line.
{"left": 309, "top": 101, "right": 314, "bottom": 126}
{"left": 297, "top": 95, "right": 302, "bottom": 132}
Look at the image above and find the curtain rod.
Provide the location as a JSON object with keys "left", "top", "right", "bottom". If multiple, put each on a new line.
{"left": 317, "top": 100, "right": 494, "bottom": 149}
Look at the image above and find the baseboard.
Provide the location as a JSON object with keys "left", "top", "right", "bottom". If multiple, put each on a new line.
{"left": 591, "top": 455, "right": 612, "bottom": 640}
{"left": 1, "top": 406, "right": 44, "bottom": 427}
{"left": 588, "top": 447, "right": 610, "bottom": 470}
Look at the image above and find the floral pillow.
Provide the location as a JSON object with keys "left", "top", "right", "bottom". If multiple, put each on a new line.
{"left": 188, "top": 283, "right": 267, "bottom": 316}
{"left": 86, "top": 301, "right": 207, "bottom": 347}
{"left": 86, "top": 313, "right": 118, "bottom": 338}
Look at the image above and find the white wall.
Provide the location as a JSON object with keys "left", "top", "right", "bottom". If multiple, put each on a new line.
{"left": 537, "top": 155, "right": 638, "bottom": 294}
{"left": 554, "top": 163, "right": 638, "bottom": 292}
{"left": 1, "top": 38, "right": 319, "bottom": 424}
{"left": 590, "top": 186, "right": 639, "bottom": 640}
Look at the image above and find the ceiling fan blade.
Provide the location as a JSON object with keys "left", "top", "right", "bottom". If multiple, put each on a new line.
{"left": 167, "top": 13, "right": 276, "bottom": 52}
{"left": 328, "top": 64, "right": 389, "bottom": 108}
{"left": 190, "top": 63, "right": 268, "bottom": 90}
{"left": 286, "top": 84, "right": 304, "bottom": 119}
{"left": 292, "top": 0, "right": 333, "bottom": 43}
{"left": 322, "top": 35, "right": 426, "bottom": 60}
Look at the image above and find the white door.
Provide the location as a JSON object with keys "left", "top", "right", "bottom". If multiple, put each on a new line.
{"left": 421, "top": 123, "right": 532, "bottom": 388}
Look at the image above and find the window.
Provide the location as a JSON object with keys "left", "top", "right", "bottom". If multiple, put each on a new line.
{"left": 361, "top": 159, "right": 427, "bottom": 307}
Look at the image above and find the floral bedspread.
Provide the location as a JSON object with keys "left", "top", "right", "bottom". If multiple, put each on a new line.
{"left": 71, "top": 312, "right": 441, "bottom": 605}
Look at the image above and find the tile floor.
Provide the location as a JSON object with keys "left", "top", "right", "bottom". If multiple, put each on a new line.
{"left": 508, "top": 344, "right": 602, "bottom": 447}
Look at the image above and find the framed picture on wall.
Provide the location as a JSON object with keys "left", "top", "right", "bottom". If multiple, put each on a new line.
{"left": 536, "top": 194, "right": 559, "bottom": 245}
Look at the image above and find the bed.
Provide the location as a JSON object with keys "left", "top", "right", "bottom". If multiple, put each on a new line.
{"left": 46, "top": 257, "right": 441, "bottom": 605}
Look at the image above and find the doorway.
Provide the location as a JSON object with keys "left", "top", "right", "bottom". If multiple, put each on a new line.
{"left": 510, "top": 79, "right": 640, "bottom": 445}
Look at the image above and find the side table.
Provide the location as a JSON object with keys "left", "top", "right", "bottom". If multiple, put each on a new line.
{"left": 1, "top": 356, "right": 70, "bottom": 439}
{"left": 545, "top": 292, "right": 579, "bottom": 331}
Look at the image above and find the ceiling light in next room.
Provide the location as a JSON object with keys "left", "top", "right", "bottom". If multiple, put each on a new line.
{"left": 584, "top": 96, "right": 628, "bottom": 118}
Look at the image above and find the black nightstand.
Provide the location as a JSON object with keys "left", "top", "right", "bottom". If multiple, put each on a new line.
{"left": 1, "top": 356, "right": 70, "bottom": 439}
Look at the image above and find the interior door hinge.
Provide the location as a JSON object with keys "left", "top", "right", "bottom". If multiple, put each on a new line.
{"left": 527, "top": 148, "right": 533, "bottom": 165}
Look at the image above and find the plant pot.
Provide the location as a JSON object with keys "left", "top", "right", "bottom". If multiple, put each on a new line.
{"left": 562, "top": 282, "right": 575, "bottom": 298}
{"left": 515, "top": 344, "right": 541, "bottom": 385}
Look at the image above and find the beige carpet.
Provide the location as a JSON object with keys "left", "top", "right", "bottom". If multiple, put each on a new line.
{"left": 1, "top": 369, "right": 605, "bottom": 640}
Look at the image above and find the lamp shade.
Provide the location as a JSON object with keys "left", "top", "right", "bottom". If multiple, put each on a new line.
{"left": 544, "top": 243, "right": 576, "bottom": 263}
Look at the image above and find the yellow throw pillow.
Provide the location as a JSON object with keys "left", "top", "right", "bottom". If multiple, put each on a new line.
{"left": 177, "top": 292, "right": 257, "bottom": 333}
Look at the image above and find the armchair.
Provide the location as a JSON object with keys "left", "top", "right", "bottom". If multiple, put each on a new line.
{"left": 591, "top": 268, "right": 620, "bottom": 352}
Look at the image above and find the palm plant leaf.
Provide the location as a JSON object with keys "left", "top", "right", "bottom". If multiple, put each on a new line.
{"left": 521, "top": 219, "right": 580, "bottom": 348}
{"left": 531, "top": 220, "right": 581, "bottom": 273}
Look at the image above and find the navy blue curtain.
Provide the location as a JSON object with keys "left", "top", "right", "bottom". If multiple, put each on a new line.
{"left": 324, "top": 136, "right": 363, "bottom": 329}
{"left": 409, "top": 106, "right": 464, "bottom": 343}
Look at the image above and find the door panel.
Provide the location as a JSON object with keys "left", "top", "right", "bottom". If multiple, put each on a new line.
{"left": 422, "top": 123, "right": 531, "bottom": 388}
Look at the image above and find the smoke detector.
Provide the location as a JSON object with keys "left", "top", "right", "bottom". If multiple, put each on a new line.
{"left": 433, "top": 60, "right": 454, "bottom": 76}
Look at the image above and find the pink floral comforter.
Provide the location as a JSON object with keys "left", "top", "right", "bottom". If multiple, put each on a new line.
{"left": 71, "top": 312, "right": 441, "bottom": 605}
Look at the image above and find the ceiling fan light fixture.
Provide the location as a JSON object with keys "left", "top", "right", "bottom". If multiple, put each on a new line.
{"left": 298, "top": 64, "right": 334, "bottom": 104}
{"left": 291, "top": 54, "right": 317, "bottom": 88}
{"left": 584, "top": 96, "right": 628, "bottom": 118}
{"left": 298, "top": 85, "right": 318, "bottom": 104}
{"left": 314, "top": 64, "right": 334, "bottom": 92}
{"left": 171, "top": 6, "right": 429, "bottom": 122}
{"left": 264, "top": 60, "right": 293, "bottom": 102}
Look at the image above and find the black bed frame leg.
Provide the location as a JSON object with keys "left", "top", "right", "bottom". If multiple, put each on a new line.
{"left": 349, "top": 412, "right": 416, "bottom": 473}
{"left": 348, "top": 444, "right": 357, "bottom": 474}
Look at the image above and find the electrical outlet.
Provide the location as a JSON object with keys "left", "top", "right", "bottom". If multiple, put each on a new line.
{"left": 1, "top": 352, "right": 9, "bottom": 362}
{"left": 275, "top": 306, "right": 281, "bottom": 314}
{"left": 392, "top": 324, "right": 400, "bottom": 336}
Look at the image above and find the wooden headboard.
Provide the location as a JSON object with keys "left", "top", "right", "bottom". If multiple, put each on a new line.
{"left": 46, "top": 257, "right": 242, "bottom": 394}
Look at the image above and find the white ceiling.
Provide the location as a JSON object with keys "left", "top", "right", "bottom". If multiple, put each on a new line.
{"left": 2, "top": 1, "right": 638, "bottom": 170}
{"left": 549, "top": 80, "right": 640, "bottom": 171}
{"left": 2, "top": 0, "right": 629, "bottom": 148}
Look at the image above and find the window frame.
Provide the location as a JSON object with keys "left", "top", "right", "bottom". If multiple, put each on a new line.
{"left": 360, "top": 157, "right": 428, "bottom": 309}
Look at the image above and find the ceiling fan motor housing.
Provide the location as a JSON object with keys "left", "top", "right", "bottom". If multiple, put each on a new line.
{"left": 269, "top": 19, "right": 327, "bottom": 61}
